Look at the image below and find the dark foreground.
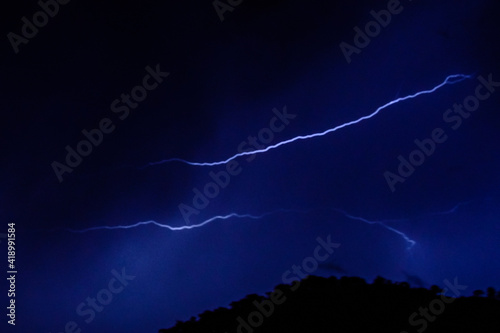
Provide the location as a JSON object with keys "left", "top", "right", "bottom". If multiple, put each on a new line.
{"left": 159, "top": 275, "right": 500, "bottom": 333}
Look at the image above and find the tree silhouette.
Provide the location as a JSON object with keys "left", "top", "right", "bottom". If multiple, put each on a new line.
{"left": 430, "top": 285, "right": 442, "bottom": 295}
{"left": 473, "top": 289, "right": 485, "bottom": 297}
{"left": 486, "top": 287, "right": 496, "bottom": 299}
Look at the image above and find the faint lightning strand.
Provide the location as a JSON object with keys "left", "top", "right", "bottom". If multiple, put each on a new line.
{"left": 428, "top": 200, "right": 474, "bottom": 216}
{"left": 144, "top": 74, "right": 472, "bottom": 168}
{"left": 328, "top": 199, "right": 482, "bottom": 249}
{"left": 329, "top": 208, "right": 416, "bottom": 249}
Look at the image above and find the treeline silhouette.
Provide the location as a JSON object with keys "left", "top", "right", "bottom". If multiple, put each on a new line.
{"left": 159, "top": 275, "right": 500, "bottom": 333}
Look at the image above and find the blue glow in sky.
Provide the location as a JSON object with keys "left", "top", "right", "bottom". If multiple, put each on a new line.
{"left": 1, "top": 0, "right": 499, "bottom": 332}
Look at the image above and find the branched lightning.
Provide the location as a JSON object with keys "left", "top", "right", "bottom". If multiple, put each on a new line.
{"left": 65, "top": 200, "right": 477, "bottom": 251}
{"left": 143, "top": 74, "right": 472, "bottom": 168}
{"left": 62, "top": 73, "right": 480, "bottom": 261}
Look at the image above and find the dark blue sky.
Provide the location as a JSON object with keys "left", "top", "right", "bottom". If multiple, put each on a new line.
{"left": 1, "top": 0, "right": 499, "bottom": 332}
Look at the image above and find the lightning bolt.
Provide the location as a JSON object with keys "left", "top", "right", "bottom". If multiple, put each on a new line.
{"left": 143, "top": 74, "right": 472, "bottom": 168}
{"left": 63, "top": 209, "right": 302, "bottom": 233}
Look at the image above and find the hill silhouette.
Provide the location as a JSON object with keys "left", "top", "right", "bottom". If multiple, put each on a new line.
{"left": 159, "top": 275, "right": 500, "bottom": 333}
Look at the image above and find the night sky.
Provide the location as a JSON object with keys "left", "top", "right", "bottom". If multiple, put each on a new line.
{"left": 1, "top": 0, "right": 499, "bottom": 332}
